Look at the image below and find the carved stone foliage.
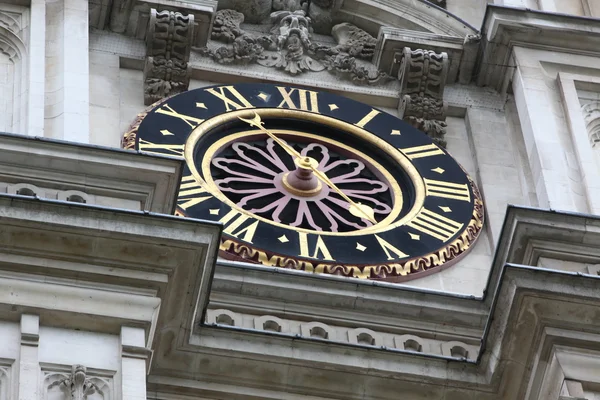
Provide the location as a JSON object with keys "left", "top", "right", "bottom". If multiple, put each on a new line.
{"left": 202, "top": 14, "right": 389, "bottom": 85}
{"left": 397, "top": 47, "right": 449, "bottom": 147}
{"left": 143, "top": 9, "right": 194, "bottom": 106}
{"left": 211, "top": 9, "right": 245, "bottom": 43}
{"left": 218, "top": 0, "right": 272, "bottom": 23}
{"left": 582, "top": 102, "right": 600, "bottom": 148}
{"left": 331, "top": 22, "right": 377, "bottom": 61}
{"left": 46, "top": 365, "right": 110, "bottom": 400}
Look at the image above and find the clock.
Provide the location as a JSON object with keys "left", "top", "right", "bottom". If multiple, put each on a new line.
{"left": 124, "top": 83, "right": 484, "bottom": 282}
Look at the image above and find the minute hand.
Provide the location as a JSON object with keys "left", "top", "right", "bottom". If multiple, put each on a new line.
{"left": 309, "top": 167, "right": 377, "bottom": 224}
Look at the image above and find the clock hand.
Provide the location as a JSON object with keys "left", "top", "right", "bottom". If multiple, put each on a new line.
{"left": 238, "top": 113, "right": 303, "bottom": 160}
{"left": 308, "top": 166, "right": 377, "bottom": 224}
{"left": 238, "top": 112, "right": 377, "bottom": 225}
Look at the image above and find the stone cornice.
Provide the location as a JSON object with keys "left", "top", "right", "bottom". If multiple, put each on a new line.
{"left": 0, "top": 132, "right": 184, "bottom": 214}
{"left": 148, "top": 205, "right": 600, "bottom": 398}
{"left": 0, "top": 194, "right": 222, "bottom": 348}
{"left": 477, "top": 5, "right": 600, "bottom": 90}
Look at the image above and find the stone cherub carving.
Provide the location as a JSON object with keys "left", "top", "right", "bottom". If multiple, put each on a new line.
{"left": 211, "top": 9, "right": 245, "bottom": 43}
{"left": 257, "top": 10, "right": 325, "bottom": 74}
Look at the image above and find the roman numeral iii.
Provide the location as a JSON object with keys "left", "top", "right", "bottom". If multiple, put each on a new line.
{"left": 424, "top": 179, "right": 471, "bottom": 202}
{"left": 406, "top": 208, "right": 464, "bottom": 242}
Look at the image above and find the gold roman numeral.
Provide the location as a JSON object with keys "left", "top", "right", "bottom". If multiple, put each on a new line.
{"left": 400, "top": 143, "right": 444, "bottom": 160}
{"left": 406, "top": 208, "right": 463, "bottom": 242}
{"left": 276, "top": 87, "right": 320, "bottom": 113}
{"left": 424, "top": 179, "right": 471, "bottom": 202}
{"left": 375, "top": 235, "right": 409, "bottom": 260}
{"left": 177, "top": 175, "right": 212, "bottom": 210}
{"left": 205, "top": 86, "right": 254, "bottom": 112}
{"left": 154, "top": 104, "right": 205, "bottom": 128}
{"left": 354, "top": 109, "right": 381, "bottom": 128}
{"left": 138, "top": 139, "right": 184, "bottom": 157}
{"left": 298, "top": 232, "right": 334, "bottom": 261}
{"left": 219, "top": 209, "right": 259, "bottom": 243}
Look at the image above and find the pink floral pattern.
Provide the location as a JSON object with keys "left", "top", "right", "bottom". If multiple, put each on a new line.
{"left": 212, "top": 138, "right": 392, "bottom": 232}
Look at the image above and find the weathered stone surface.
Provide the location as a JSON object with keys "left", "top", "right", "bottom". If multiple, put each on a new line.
{"left": 217, "top": 0, "right": 272, "bottom": 23}
{"left": 308, "top": 1, "right": 333, "bottom": 34}
{"left": 143, "top": 9, "right": 194, "bottom": 105}
{"left": 332, "top": 22, "right": 377, "bottom": 61}
{"left": 211, "top": 9, "right": 244, "bottom": 43}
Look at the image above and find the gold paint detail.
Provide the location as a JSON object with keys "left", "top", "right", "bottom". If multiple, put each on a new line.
{"left": 375, "top": 235, "right": 408, "bottom": 260}
{"left": 177, "top": 174, "right": 212, "bottom": 210}
{"left": 354, "top": 109, "right": 381, "bottom": 128}
{"left": 439, "top": 206, "right": 452, "bottom": 213}
{"left": 196, "top": 102, "right": 207, "bottom": 109}
{"left": 138, "top": 139, "right": 184, "bottom": 158}
{"left": 155, "top": 104, "right": 205, "bottom": 128}
{"left": 209, "top": 209, "right": 220, "bottom": 215}
{"left": 204, "top": 85, "right": 254, "bottom": 112}
{"left": 409, "top": 233, "right": 420, "bottom": 240}
{"left": 298, "top": 232, "right": 334, "bottom": 261}
{"left": 432, "top": 167, "right": 445, "bottom": 174}
{"left": 276, "top": 86, "right": 319, "bottom": 112}
{"left": 215, "top": 180, "right": 484, "bottom": 281}
{"left": 278, "top": 235, "right": 289, "bottom": 243}
{"left": 281, "top": 172, "right": 323, "bottom": 197}
{"left": 400, "top": 143, "right": 444, "bottom": 160}
{"left": 160, "top": 129, "right": 174, "bottom": 136}
{"left": 356, "top": 242, "right": 367, "bottom": 252}
{"left": 406, "top": 208, "right": 463, "bottom": 242}
{"left": 391, "top": 129, "right": 401, "bottom": 135}
{"left": 257, "top": 92, "right": 269, "bottom": 101}
{"left": 328, "top": 104, "right": 338, "bottom": 111}
{"left": 219, "top": 209, "right": 259, "bottom": 244}
{"left": 425, "top": 179, "right": 471, "bottom": 202}
{"left": 193, "top": 124, "right": 413, "bottom": 236}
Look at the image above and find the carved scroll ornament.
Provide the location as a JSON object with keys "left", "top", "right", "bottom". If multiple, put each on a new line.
{"left": 143, "top": 9, "right": 194, "bottom": 106}
{"left": 397, "top": 47, "right": 449, "bottom": 147}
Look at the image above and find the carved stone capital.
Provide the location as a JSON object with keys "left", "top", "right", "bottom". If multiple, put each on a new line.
{"left": 582, "top": 102, "right": 600, "bottom": 148}
{"left": 143, "top": 9, "right": 194, "bottom": 105}
{"left": 397, "top": 47, "right": 449, "bottom": 146}
{"left": 48, "top": 365, "right": 99, "bottom": 400}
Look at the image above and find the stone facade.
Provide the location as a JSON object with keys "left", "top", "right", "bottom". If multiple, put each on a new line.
{"left": 1, "top": 0, "right": 600, "bottom": 399}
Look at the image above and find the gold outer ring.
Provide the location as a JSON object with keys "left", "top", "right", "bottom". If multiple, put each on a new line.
{"left": 185, "top": 108, "right": 426, "bottom": 237}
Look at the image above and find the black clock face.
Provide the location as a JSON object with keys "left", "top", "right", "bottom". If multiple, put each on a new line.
{"left": 124, "top": 83, "right": 484, "bottom": 282}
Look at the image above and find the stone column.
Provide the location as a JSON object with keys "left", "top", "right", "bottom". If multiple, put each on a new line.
{"left": 511, "top": 46, "right": 582, "bottom": 212}
{"left": 27, "top": 0, "right": 46, "bottom": 137}
{"left": 120, "top": 326, "right": 151, "bottom": 400}
{"left": 44, "top": 0, "right": 90, "bottom": 143}
{"left": 18, "top": 314, "right": 40, "bottom": 400}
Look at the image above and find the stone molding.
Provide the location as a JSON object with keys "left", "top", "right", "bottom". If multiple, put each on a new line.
{"left": 0, "top": 132, "right": 183, "bottom": 214}
{"left": 397, "top": 47, "right": 449, "bottom": 147}
{"left": 205, "top": 308, "right": 480, "bottom": 360}
{"left": 143, "top": 9, "right": 194, "bottom": 105}
{"left": 478, "top": 5, "right": 600, "bottom": 91}
{"left": 146, "top": 206, "right": 600, "bottom": 399}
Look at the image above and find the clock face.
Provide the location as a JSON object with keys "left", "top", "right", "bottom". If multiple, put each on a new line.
{"left": 124, "top": 83, "right": 484, "bottom": 282}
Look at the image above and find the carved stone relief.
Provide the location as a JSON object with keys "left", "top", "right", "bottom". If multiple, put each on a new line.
{"left": 582, "top": 102, "right": 600, "bottom": 148}
{"left": 397, "top": 47, "right": 449, "bottom": 147}
{"left": 143, "top": 9, "right": 194, "bottom": 105}
{"left": 201, "top": 13, "right": 389, "bottom": 84}
{"left": 218, "top": 0, "right": 272, "bottom": 23}
{"left": 331, "top": 22, "right": 377, "bottom": 61}
{"left": 45, "top": 365, "right": 112, "bottom": 400}
{"left": 211, "top": 9, "right": 245, "bottom": 43}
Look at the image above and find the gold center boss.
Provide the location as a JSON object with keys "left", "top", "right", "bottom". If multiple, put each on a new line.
{"left": 124, "top": 83, "right": 484, "bottom": 282}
